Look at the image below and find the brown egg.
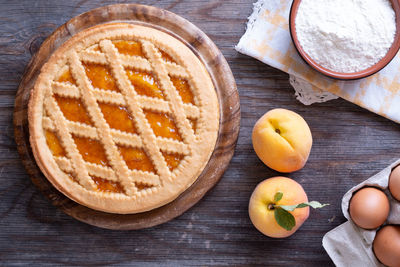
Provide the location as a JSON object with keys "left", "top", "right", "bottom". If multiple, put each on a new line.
{"left": 349, "top": 187, "right": 390, "bottom": 229}
{"left": 373, "top": 225, "right": 400, "bottom": 267}
{"left": 389, "top": 165, "right": 400, "bottom": 201}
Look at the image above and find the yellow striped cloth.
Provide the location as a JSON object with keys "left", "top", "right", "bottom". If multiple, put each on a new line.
{"left": 236, "top": 0, "right": 400, "bottom": 124}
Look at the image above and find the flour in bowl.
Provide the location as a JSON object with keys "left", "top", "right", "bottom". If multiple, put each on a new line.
{"left": 295, "top": 0, "right": 396, "bottom": 73}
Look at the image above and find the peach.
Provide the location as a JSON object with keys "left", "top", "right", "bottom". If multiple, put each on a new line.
{"left": 249, "top": 176, "right": 310, "bottom": 238}
{"left": 252, "top": 108, "right": 312, "bottom": 173}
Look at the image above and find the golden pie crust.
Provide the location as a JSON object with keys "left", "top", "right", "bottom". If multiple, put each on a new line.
{"left": 28, "top": 23, "right": 219, "bottom": 214}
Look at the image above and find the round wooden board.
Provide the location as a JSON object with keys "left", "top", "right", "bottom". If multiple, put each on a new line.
{"left": 13, "top": 4, "right": 240, "bottom": 230}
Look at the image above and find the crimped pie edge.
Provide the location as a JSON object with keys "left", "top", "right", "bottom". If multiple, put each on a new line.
{"left": 28, "top": 23, "right": 219, "bottom": 214}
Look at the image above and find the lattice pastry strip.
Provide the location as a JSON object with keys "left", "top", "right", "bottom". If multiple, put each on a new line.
{"left": 142, "top": 41, "right": 196, "bottom": 144}
{"left": 52, "top": 82, "right": 200, "bottom": 119}
{"left": 79, "top": 51, "right": 189, "bottom": 79}
{"left": 98, "top": 39, "right": 172, "bottom": 183}
{"left": 44, "top": 94, "right": 96, "bottom": 190}
{"left": 54, "top": 157, "right": 159, "bottom": 186}
{"left": 68, "top": 51, "right": 137, "bottom": 195}
{"left": 43, "top": 116, "right": 189, "bottom": 155}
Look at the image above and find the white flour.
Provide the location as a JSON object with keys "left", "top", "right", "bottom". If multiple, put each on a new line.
{"left": 295, "top": 0, "right": 396, "bottom": 73}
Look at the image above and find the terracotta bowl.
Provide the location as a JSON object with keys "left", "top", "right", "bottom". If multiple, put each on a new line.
{"left": 289, "top": 0, "right": 400, "bottom": 80}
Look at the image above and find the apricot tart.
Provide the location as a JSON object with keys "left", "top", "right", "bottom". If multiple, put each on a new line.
{"left": 28, "top": 23, "right": 219, "bottom": 214}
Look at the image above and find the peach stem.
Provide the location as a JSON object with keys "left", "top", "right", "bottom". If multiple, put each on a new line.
{"left": 268, "top": 203, "right": 275, "bottom": 210}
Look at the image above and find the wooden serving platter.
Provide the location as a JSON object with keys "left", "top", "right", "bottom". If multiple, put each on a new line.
{"left": 13, "top": 4, "right": 240, "bottom": 230}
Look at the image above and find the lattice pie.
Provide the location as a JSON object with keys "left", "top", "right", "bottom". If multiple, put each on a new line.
{"left": 28, "top": 23, "right": 219, "bottom": 214}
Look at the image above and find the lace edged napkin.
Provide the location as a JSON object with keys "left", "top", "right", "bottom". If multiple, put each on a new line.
{"left": 236, "top": 0, "right": 400, "bottom": 124}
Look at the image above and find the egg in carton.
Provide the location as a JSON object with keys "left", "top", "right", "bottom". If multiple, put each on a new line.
{"left": 322, "top": 159, "right": 400, "bottom": 267}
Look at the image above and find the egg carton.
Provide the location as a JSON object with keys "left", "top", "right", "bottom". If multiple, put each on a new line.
{"left": 322, "top": 159, "right": 400, "bottom": 267}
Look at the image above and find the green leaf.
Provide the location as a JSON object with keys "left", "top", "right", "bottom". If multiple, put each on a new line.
{"left": 274, "top": 207, "right": 296, "bottom": 231}
{"left": 295, "top": 203, "right": 309, "bottom": 209}
{"left": 274, "top": 192, "right": 283, "bottom": 202}
{"left": 279, "top": 201, "right": 329, "bottom": 212}
{"left": 278, "top": 204, "right": 298, "bottom": 211}
{"left": 307, "top": 201, "right": 330, "bottom": 209}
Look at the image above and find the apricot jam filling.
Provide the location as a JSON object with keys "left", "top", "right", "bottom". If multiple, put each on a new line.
{"left": 54, "top": 95, "right": 92, "bottom": 125}
{"left": 57, "top": 69, "right": 76, "bottom": 85}
{"left": 67, "top": 172, "right": 124, "bottom": 194}
{"left": 136, "top": 183, "right": 153, "bottom": 191}
{"left": 160, "top": 50, "right": 176, "bottom": 63}
{"left": 118, "top": 146, "right": 155, "bottom": 173}
{"left": 91, "top": 46, "right": 101, "bottom": 52}
{"left": 72, "top": 135, "right": 109, "bottom": 167}
{"left": 112, "top": 40, "right": 144, "bottom": 57}
{"left": 45, "top": 130, "right": 66, "bottom": 157}
{"left": 170, "top": 76, "right": 194, "bottom": 105}
{"left": 83, "top": 63, "right": 118, "bottom": 92}
{"left": 161, "top": 152, "right": 183, "bottom": 171}
{"left": 188, "top": 118, "right": 197, "bottom": 133}
{"left": 91, "top": 176, "right": 124, "bottom": 193}
{"left": 144, "top": 110, "right": 182, "bottom": 141}
{"left": 126, "top": 69, "right": 164, "bottom": 99}
{"left": 98, "top": 103, "right": 137, "bottom": 133}
{"left": 67, "top": 173, "right": 78, "bottom": 183}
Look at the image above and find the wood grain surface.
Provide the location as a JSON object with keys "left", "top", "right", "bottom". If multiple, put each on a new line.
{"left": 14, "top": 4, "right": 240, "bottom": 230}
{"left": 2, "top": 0, "right": 400, "bottom": 266}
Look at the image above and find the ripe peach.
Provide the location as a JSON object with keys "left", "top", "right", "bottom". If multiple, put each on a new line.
{"left": 249, "top": 176, "right": 310, "bottom": 238}
{"left": 252, "top": 109, "right": 312, "bottom": 173}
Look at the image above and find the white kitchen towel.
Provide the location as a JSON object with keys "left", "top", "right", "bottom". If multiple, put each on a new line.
{"left": 236, "top": 0, "right": 400, "bottom": 124}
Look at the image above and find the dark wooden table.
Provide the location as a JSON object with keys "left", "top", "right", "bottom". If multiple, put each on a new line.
{"left": 1, "top": 0, "right": 399, "bottom": 266}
